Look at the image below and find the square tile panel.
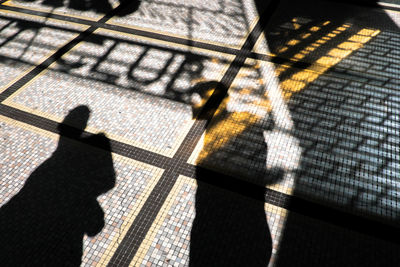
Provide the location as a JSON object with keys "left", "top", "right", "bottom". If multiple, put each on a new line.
{"left": 0, "top": 115, "right": 162, "bottom": 266}
{"left": 3, "top": 28, "right": 232, "bottom": 157}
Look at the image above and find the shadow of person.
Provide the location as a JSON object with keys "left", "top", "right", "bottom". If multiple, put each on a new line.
{"left": 0, "top": 105, "right": 115, "bottom": 266}
{"left": 39, "top": 0, "right": 141, "bottom": 16}
{"left": 189, "top": 82, "right": 283, "bottom": 266}
{"left": 68, "top": 0, "right": 114, "bottom": 13}
{"left": 115, "top": 0, "right": 141, "bottom": 17}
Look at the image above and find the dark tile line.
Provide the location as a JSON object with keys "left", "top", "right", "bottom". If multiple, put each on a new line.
{"left": 0, "top": 104, "right": 171, "bottom": 169}
{"left": 105, "top": 36, "right": 241, "bottom": 267}
{"left": 0, "top": 2, "right": 103, "bottom": 25}
{"left": 0, "top": 2, "right": 332, "bottom": 70}
{"left": 107, "top": 168, "right": 179, "bottom": 267}
{"left": 188, "top": 165, "right": 400, "bottom": 245}
{"left": 0, "top": 38, "right": 85, "bottom": 101}
{"left": 106, "top": 1, "right": 283, "bottom": 265}
{"left": 0, "top": 13, "right": 83, "bottom": 34}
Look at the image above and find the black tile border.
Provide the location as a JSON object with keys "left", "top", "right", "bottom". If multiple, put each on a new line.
{"left": 0, "top": 105, "right": 170, "bottom": 168}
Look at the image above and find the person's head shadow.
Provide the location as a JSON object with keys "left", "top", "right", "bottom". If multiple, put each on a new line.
{"left": 36, "top": 0, "right": 141, "bottom": 16}
{"left": 188, "top": 81, "right": 283, "bottom": 266}
{"left": 0, "top": 105, "right": 115, "bottom": 266}
{"left": 190, "top": 80, "right": 284, "bottom": 185}
{"left": 58, "top": 105, "right": 90, "bottom": 137}
{"left": 57, "top": 105, "right": 115, "bottom": 196}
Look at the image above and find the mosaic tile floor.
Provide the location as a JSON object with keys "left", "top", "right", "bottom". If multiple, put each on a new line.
{"left": 1, "top": 0, "right": 400, "bottom": 266}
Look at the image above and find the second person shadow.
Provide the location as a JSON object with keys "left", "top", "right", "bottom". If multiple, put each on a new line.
{"left": 0, "top": 105, "right": 115, "bottom": 266}
{"left": 189, "top": 82, "right": 283, "bottom": 266}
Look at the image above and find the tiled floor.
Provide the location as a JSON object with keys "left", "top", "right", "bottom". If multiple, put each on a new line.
{"left": 1, "top": 0, "right": 400, "bottom": 266}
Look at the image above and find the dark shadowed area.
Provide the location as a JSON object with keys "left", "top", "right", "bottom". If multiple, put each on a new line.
{"left": 188, "top": 82, "right": 284, "bottom": 266}
{"left": 253, "top": 0, "right": 400, "bottom": 265}
{"left": 0, "top": 106, "right": 115, "bottom": 266}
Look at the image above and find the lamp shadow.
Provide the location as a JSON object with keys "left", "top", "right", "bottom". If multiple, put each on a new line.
{"left": 0, "top": 105, "right": 115, "bottom": 266}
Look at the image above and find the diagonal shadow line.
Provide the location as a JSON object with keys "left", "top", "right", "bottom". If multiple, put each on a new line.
{"left": 0, "top": 27, "right": 23, "bottom": 48}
